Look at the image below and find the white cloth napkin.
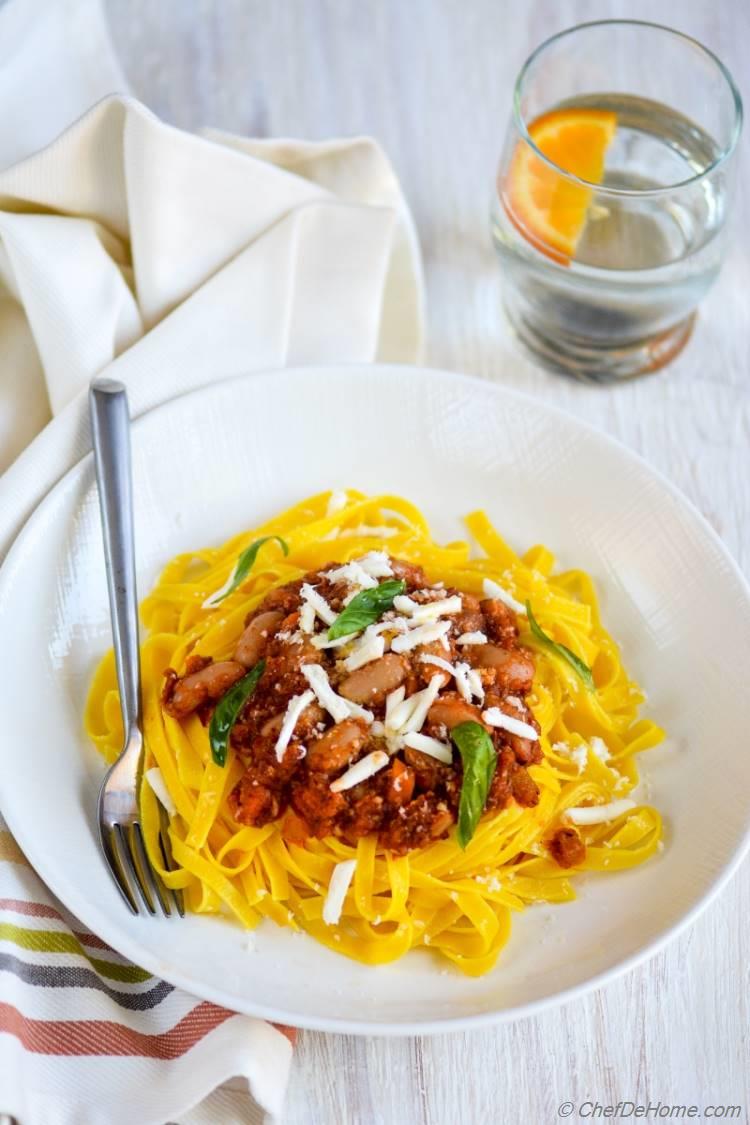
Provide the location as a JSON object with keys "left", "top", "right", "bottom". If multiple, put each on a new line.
{"left": 0, "top": 1, "right": 425, "bottom": 1121}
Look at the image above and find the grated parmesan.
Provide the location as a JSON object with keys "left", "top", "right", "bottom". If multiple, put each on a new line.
{"left": 456, "top": 631, "right": 488, "bottom": 646}
{"left": 482, "top": 707, "right": 539, "bottom": 740}
{"left": 274, "top": 690, "right": 315, "bottom": 761}
{"left": 339, "top": 525, "right": 398, "bottom": 539}
{"left": 391, "top": 620, "right": 451, "bottom": 654}
{"left": 589, "top": 736, "right": 612, "bottom": 763}
{"left": 300, "top": 583, "right": 337, "bottom": 626}
{"left": 330, "top": 750, "right": 389, "bottom": 792}
{"left": 403, "top": 731, "right": 453, "bottom": 764}
{"left": 356, "top": 551, "right": 394, "bottom": 579}
{"left": 301, "top": 663, "right": 373, "bottom": 725}
{"left": 326, "top": 560, "right": 378, "bottom": 590}
{"left": 311, "top": 631, "right": 356, "bottom": 650}
{"left": 322, "top": 859, "right": 357, "bottom": 925}
{"left": 393, "top": 594, "right": 462, "bottom": 624}
{"left": 482, "top": 577, "right": 525, "bottom": 616}
{"left": 326, "top": 489, "right": 348, "bottom": 516}
{"left": 419, "top": 654, "right": 482, "bottom": 704}
{"left": 565, "top": 799, "right": 636, "bottom": 825}
{"left": 343, "top": 630, "right": 385, "bottom": 672}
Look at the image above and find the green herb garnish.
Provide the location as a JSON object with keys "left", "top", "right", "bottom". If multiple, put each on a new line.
{"left": 208, "top": 536, "right": 289, "bottom": 605}
{"left": 451, "top": 721, "right": 498, "bottom": 848}
{"left": 209, "top": 660, "right": 265, "bottom": 766}
{"left": 327, "top": 579, "right": 406, "bottom": 640}
{"left": 526, "top": 600, "right": 594, "bottom": 690}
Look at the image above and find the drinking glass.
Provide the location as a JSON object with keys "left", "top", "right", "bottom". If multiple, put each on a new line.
{"left": 491, "top": 20, "right": 743, "bottom": 382}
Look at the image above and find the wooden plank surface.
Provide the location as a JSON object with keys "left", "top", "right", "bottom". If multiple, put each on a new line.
{"left": 103, "top": 2, "right": 750, "bottom": 1121}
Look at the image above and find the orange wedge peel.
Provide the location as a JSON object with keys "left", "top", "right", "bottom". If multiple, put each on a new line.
{"left": 504, "top": 108, "right": 617, "bottom": 264}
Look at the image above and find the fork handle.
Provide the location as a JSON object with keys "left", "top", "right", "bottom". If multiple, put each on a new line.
{"left": 90, "top": 380, "right": 142, "bottom": 739}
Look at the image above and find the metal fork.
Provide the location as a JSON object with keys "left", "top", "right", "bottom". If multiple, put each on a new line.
{"left": 90, "top": 380, "right": 183, "bottom": 917}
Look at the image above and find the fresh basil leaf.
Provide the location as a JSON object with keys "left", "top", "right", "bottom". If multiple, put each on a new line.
{"left": 526, "top": 601, "right": 594, "bottom": 691}
{"left": 451, "top": 721, "right": 498, "bottom": 849}
{"left": 209, "top": 660, "right": 265, "bottom": 766}
{"left": 327, "top": 579, "right": 406, "bottom": 640}
{"left": 210, "top": 536, "right": 289, "bottom": 605}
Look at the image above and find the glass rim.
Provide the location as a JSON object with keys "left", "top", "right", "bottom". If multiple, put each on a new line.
{"left": 513, "top": 18, "right": 743, "bottom": 198}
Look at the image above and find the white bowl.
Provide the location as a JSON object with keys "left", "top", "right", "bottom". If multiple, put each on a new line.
{"left": 1, "top": 365, "right": 749, "bottom": 1034}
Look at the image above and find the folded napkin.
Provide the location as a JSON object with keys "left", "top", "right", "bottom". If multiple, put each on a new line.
{"left": 0, "top": 1, "right": 424, "bottom": 1120}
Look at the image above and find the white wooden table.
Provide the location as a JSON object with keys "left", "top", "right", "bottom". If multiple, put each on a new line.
{"left": 104, "top": 2, "right": 750, "bottom": 1121}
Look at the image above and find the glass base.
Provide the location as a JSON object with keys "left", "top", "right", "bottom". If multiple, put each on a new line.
{"left": 505, "top": 305, "right": 696, "bottom": 384}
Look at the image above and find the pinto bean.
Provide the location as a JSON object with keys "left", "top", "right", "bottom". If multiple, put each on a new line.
{"left": 338, "top": 653, "right": 408, "bottom": 705}
{"left": 469, "top": 645, "right": 535, "bottom": 694}
{"left": 307, "top": 720, "right": 368, "bottom": 774}
{"left": 235, "top": 610, "right": 284, "bottom": 668}
{"left": 427, "top": 695, "right": 484, "bottom": 730}
{"left": 164, "top": 660, "right": 246, "bottom": 718}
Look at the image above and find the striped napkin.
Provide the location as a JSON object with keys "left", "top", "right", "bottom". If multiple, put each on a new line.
{"left": 0, "top": 816, "right": 294, "bottom": 1124}
{"left": 0, "top": 0, "right": 423, "bottom": 1120}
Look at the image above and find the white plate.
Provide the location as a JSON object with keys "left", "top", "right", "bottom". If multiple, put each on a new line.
{"left": 1, "top": 365, "right": 749, "bottom": 1035}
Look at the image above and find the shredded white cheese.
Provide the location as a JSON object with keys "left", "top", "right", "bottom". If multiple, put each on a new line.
{"left": 380, "top": 676, "right": 443, "bottom": 752}
{"left": 400, "top": 675, "right": 443, "bottom": 735}
{"left": 565, "top": 799, "right": 636, "bottom": 825}
{"left": 393, "top": 594, "right": 418, "bottom": 615}
{"left": 554, "top": 741, "right": 587, "bottom": 774}
{"left": 391, "top": 620, "right": 451, "bottom": 654}
{"left": 322, "top": 859, "right": 357, "bottom": 925}
{"left": 330, "top": 750, "right": 389, "bottom": 792}
{"left": 310, "top": 632, "right": 356, "bottom": 650}
{"left": 339, "top": 525, "right": 398, "bottom": 539}
{"left": 418, "top": 653, "right": 455, "bottom": 677}
{"left": 419, "top": 654, "right": 482, "bottom": 704}
{"left": 482, "top": 577, "right": 525, "bottom": 616}
{"left": 356, "top": 551, "right": 394, "bottom": 579}
{"left": 466, "top": 668, "right": 485, "bottom": 704}
{"left": 144, "top": 767, "right": 176, "bottom": 817}
{"left": 274, "top": 690, "right": 315, "bottom": 761}
{"left": 403, "top": 732, "right": 453, "bottom": 764}
{"left": 393, "top": 594, "right": 462, "bottom": 624}
{"left": 300, "top": 583, "right": 337, "bottom": 626}
{"left": 301, "top": 664, "right": 373, "bottom": 724}
{"left": 482, "top": 707, "right": 539, "bottom": 740}
{"left": 326, "top": 560, "right": 378, "bottom": 590}
{"left": 343, "top": 630, "right": 385, "bottom": 672}
{"left": 385, "top": 685, "right": 406, "bottom": 722}
{"left": 589, "top": 736, "right": 612, "bottom": 763}
{"left": 299, "top": 601, "right": 316, "bottom": 634}
{"left": 456, "top": 631, "right": 488, "bottom": 646}
{"left": 326, "top": 489, "right": 348, "bottom": 516}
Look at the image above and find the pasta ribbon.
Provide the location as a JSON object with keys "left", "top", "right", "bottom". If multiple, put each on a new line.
{"left": 85, "top": 490, "right": 664, "bottom": 975}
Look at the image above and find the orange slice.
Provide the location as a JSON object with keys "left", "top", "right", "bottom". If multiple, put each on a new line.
{"left": 504, "top": 108, "right": 617, "bottom": 263}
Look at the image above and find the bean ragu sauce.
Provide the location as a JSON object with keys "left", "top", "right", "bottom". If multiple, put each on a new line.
{"left": 162, "top": 555, "right": 583, "bottom": 862}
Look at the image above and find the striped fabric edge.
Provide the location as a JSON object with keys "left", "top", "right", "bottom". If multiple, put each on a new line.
{"left": 0, "top": 824, "right": 296, "bottom": 1053}
{"left": 0, "top": 998, "right": 234, "bottom": 1057}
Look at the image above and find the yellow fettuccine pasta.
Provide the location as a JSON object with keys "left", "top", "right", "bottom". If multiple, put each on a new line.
{"left": 84, "top": 490, "right": 664, "bottom": 976}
